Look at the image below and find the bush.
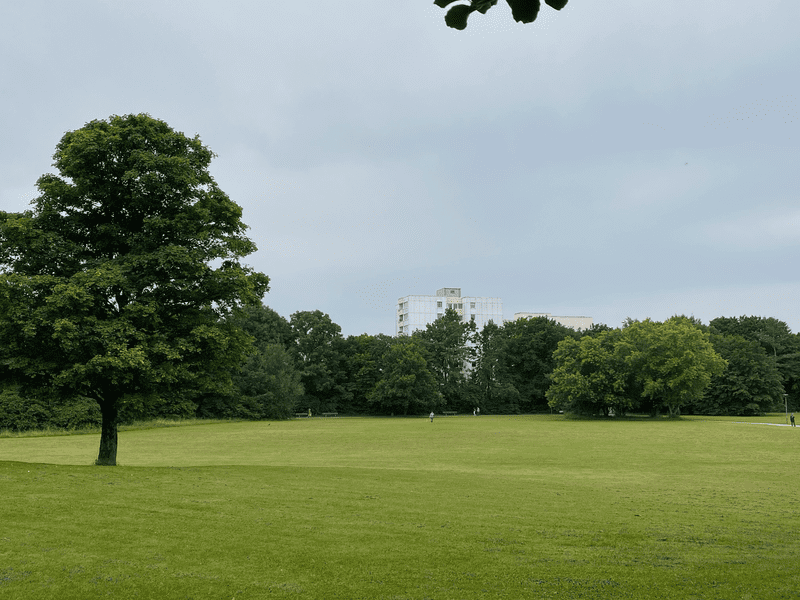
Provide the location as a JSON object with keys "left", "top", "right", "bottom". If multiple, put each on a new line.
{"left": 0, "top": 387, "right": 50, "bottom": 431}
{"left": 50, "top": 396, "right": 101, "bottom": 430}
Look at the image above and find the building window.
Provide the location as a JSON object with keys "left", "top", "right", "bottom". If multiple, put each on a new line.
{"left": 471, "top": 303, "right": 476, "bottom": 309}
{"left": 437, "top": 301, "right": 442, "bottom": 308}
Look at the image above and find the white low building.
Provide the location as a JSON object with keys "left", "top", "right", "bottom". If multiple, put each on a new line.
{"left": 512, "top": 312, "right": 593, "bottom": 331}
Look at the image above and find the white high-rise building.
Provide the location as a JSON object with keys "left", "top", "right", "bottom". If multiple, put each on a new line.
{"left": 396, "top": 287, "right": 503, "bottom": 336}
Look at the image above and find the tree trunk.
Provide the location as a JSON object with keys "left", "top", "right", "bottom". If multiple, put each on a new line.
{"left": 96, "top": 397, "right": 119, "bottom": 466}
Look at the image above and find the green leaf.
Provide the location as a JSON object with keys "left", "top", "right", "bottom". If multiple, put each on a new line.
{"left": 474, "top": 0, "right": 499, "bottom": 15}
{"left": 506, "top": 0, "right": 540, "bottom": 23}
{"left": 445, "top": 5, "right": 475, "bottom": 29}
{"left": 544, "top": 0, "right": 568, "bottom": 9}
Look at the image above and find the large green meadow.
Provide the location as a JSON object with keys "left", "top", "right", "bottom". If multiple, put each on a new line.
{"left": 1, "top": 415, "right": 798, "bottom": 599}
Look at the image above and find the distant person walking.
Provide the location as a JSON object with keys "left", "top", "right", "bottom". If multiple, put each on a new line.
{"left": 792, "top": 413, "right": 796, "bottom": 427}
{"left": 476, "top": 407, "right": 480, "bottom": 416}
{"left": 473, "top": 408, "right": 476, "bottom": 416}
{"left": 430, "top": 412, "right": 434, "bottom": 423}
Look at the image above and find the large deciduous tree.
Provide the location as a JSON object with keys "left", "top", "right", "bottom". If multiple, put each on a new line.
{"left": 501, "top": 316, "right": 578, "bottom": 412}
{"left": 621, "top": 318, "right": 726, "bottom": 418}
{"left": 413, "top": 308, "right": 476, "bottom": 411}
{"left": 289, "top": 310, "right": 352, "bottom": 414}
{"left": 709, "top": 316, "right": 800, "bottom": 411}
{"left": 0, "top": 114, "right": 269, "bottom": 465}
{"left": 548, "top": 318, "right": 726, "bottom": 418}
{"left": 367, "top": 338, "right": 440, "bottom": 415}
{"left": 547, "top": 330, "right": 631, "bottom": 417}
{"left": 230, "top": 343, "right": 304, "bottom": 420}
{"left": 343, "top": 333, "right": 396, "bottom": 414}
{"left": 471, "top": 320, "right": 520, "bottom": 414}
{"left": 197, "top": 304, "right": 302, "bottom": 420}
{"left": 693, "top": 333, "right": 783, "bottom": 416}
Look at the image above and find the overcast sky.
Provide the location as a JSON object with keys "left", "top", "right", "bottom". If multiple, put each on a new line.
{"left": 2, "top": 1, "right": 798, "bottom": 336}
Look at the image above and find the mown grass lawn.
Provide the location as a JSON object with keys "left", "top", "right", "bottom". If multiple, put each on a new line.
{"left": 1, "top": 415, "right": 798, "bottom": 599}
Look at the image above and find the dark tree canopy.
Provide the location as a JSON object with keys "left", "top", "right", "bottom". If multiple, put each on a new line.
{"left": 501, "top": 316, "right": 578, "bottom": 411}
{"left": 367, "top": 337, "right": 440, "bottom": 415}
{"left": 289, "top": 310, "right": 352, "bottom": 414}
{"left": 698, "top": 333, "right": 783, "bottom": 416}
{"left": 709, "top": 315, "right": 800, "bottom": 413}
{"left": 434, "top": 0, "right": 568, "bottom": 31}
{"left": 548, "top": 318, "right": 727, "bottom": 418}
{"left": 342, "top": 333, "right": 397, "bottom": 414}
{"left": 413, "top": 308, "right": 476, "bottom": 410}
{"left": 471, "top": 320, "right": 521, "bottom": 414}
{"left": 0, "top": 114, "right": 269, "bottom": 464}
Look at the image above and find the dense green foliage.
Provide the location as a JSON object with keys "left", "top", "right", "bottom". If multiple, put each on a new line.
{"left": 3, "top": 304, "right": 798, "bottom": 433}
{"left": 289, "top": 310, "right": 352, "bottom": 414}
{"left": 500, "top": 315, "right": 579, "bottom": 411}
{"left": 433, "top": 0, "right": 569, "bottom": 31}
{"left": 0, "top": 114, "right": 269, "bottom": 462}
{"left": 699, "top": 333, "right": 784, "bottom": 415}
{"left": 709, "top": 316, "right": 800, "bottom": 412}
{"left": 412, "top": 308, "right": 476, "bottom": 411}
{"left": 547, "top": 316, "right": 796, "bottom": 418}
{"left": 367, "top": 337, "right": 440, "bottom": 414}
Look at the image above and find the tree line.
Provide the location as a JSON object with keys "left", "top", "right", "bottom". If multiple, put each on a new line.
{"left": 208, "top": 309, "right": 800, "bottom": 420}
{"left": 3, "top": 304, "right": 797, "bottom": 431}
{"left": 548, "top": 315, "right": 798, "bottom": 418}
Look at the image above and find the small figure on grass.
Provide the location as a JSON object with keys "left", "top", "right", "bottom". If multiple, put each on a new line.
{"left": 430, "top": 412, "right": 434, "bottom": 423}
{"left": 473, "top": 408, "right": 476, "bottom": 416}
{"left": 792, "top": 413, "right": 796, "bottom": 427}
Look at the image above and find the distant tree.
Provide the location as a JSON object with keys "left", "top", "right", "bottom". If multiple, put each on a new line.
{"left": 672, "top": 314, "right": 707, "bottom": 329}
{"left": 709, "top": 316, "right": 800, "bottom": 411}
{"left": 434, "top": 0, "right": 568, "bottom": 31}
{"left": 471, "top": 320, "right": 520, "bottom": 414}
{"left": 692, "top": 333, "right": 783, "bottom": 416}
{"left": 413, "top": 308, "right": 476, "bottom": 411}
{"left": 197, "top": 305, "right": 302, "bottom": 420}
{"left": 547, "top": 330, "right": 630, "bottom": 417}
{"left": 343, "top": 333, "right": 396, "bottom": 414}
{"left": 580, "top": 322, "right": 614, "bottom": 338}
{"left": 621, "top": 318, "right": 726, "bottom": 418}
{"left": 289, "top": 310, "right": 352, "bottom": 414}
{"left": 549, "top": 318, "right": 726, "bottom": 418}
{"left": 0, "top": 114, "right": 269, "bottom": 464}
{"left": 500, "top": 316, "right": 578, "bottom": 412}
{"left": 230, "top": 343, "right": 303, "bottom": 420}
{"left": 233, "top": 304, "right": 293, "bottom": 351}
{"left": 367, "top": 338, "right": 441, "bottom": 415}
